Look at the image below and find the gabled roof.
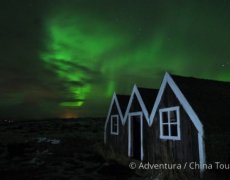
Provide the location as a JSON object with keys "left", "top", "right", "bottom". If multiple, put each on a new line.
{"left": 104, "top": 93, "right": 124, "bottom": 143}
{"left": 116, "top": 94, "right": 130, "bottom": 115}
{"left": 149, "top": 72, "right": 206, "bottom": 173}
{"left": 170, "top": 74, "right": 230, "bottom": 170}
{"left": 124, "top": 85, "right": 158, "bottom": 125}
{"left": 137, "top": 87, "right": 158, "bottom": 114}
{"left": 171, "top": 74, "right": 230, "bottom": 133}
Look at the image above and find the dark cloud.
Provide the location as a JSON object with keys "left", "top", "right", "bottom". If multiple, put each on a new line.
{"left": 0, "top": 0, "right": 229, "bottom": 119}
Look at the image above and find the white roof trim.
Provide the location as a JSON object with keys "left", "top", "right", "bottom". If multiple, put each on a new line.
{"left": 149, "top": 72, "right": 206, "bottom": 175}
{"left": 104, "top": 72, "right": 206, "bottom": 175}
{"left": 105, "top": 84, "right": 151, "bottom": 144}
{"left": 104, "top": 92, "right": 124, "bottom": 143}
{"left": 149, "top": 73, "right": 168, "bottom": 125}
{"left": 123, "top": 85, "right": 150, "bottom": 125}
{"left": 150, "top": 72, "right": 203, "bottom": 132}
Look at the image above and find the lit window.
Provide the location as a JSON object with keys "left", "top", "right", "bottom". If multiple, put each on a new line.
{"left": 111, "top": 115, "right": 119, "bottom": 135}
{"left": 159, "top": 106, "right": 180, "bottom": 140}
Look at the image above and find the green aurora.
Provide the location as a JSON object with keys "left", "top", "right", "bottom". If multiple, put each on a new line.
{"left": 41, "top": 4, "right": 230, "bottom": 113}
{"left": 0, "top": 0, "right": 230, "bottom": 118}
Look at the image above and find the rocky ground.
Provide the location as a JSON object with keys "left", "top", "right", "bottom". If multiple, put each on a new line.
{"left": 0, "top": 118, "right": 229, "bottom": 180}
{"left": 0, "top": 118, "right": 136, "bottom": 180}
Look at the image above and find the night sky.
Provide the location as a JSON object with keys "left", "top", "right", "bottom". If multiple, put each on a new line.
{"left": 1, "top": 0, "right": 229, "bottom": 119}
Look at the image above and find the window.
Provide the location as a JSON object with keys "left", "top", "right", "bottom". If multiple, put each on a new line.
{"left": 159, "top": 106, "right": 180, "bottom": 140}
{"left": 111, "top": 115, "right": 119, "bottom": 135}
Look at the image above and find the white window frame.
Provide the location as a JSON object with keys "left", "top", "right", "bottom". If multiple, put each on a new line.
{"left": 110, "top": 115, "right": 119, "bottom": 135}
{"left": 159, "top": 106, "right": 181, "bottom": 140}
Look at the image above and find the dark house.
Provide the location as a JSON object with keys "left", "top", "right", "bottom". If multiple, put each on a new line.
{"left": 126, "top": 86, "right": 158, "bottom": 161}
{"left": 149, "top": 73, "right": 230, "bottom": 175}
{"left": 104, "top": 85, "right": 158, "bottom": 160}
{"left": 104, "top": 93, "right": 129, "bottom": 154}
{"left": 104, "top": 72, "right": 230, "bottom": 176}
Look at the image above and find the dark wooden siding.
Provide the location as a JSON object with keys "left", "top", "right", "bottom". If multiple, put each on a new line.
{"left": 106, "top": 85, "right": 200, "bottom": 175}
{"left": 126, "top": 95, "right": 150, "bottom": 161}
{"left": 147, "top": 84, "right": 200, "bottom": 175}
{"left": 106, "top": 103, "right": 128, "bottom": 156}
{"left": 106, "top": 94, "right": 150, "bottom": 159}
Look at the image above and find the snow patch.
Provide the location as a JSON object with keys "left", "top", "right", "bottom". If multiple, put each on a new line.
{"left": 37, "top": 137, "right": 61, "bottom": 144}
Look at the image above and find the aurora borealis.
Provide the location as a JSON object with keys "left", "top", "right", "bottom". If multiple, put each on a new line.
{"left": 1, "top": 0, "right": 230, "bottom": 119}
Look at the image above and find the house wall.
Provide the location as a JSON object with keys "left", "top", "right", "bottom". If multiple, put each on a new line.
{"left": 106, "top": 84, "right": 201, "bottom": 175}
{"left": 148, "top": 84, "right": 200, "bottom": 175}
{"left": 106, "top": 94, "right": 150, "bottom": 160}
{"left": 128, "top": 95, "right": 149, "bottom": 161}
{"left": 106, "top": 103, "right": 128, "bottom": 156}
